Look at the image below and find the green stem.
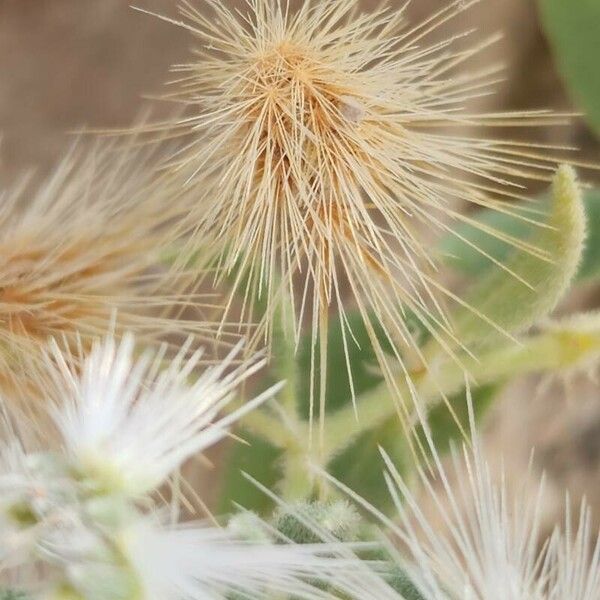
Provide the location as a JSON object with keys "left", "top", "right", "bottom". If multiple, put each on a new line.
{"left": 236, "top": 410, "right": 297, "bottom": 448}
{"left": 235, "top": 309, "right": 600, "bottom": 501}
{"left": 271, "top": 282, "right": 299, "bottom": 420}
{"left": 323, "top": 325, "right": 600, "bottom": 461}
{"left": 279, "top": 449, "right": 317, "bottom": 501}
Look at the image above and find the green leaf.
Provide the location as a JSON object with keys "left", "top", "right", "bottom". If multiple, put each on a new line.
{"left": 217, "top": 432, "right": 283, "bottom": 515}
{"left": 328, "top": 417, "right": 412, "bottom": 514}
{"left": 296, "top": 312, "right": 387, "bottom": 418}
{"left": 577, "top": 190, "right": 600, "bottom": 281}
{"left": 539, "top": 0, "right": 600, "bottom": 136}
{"left": 440, "top": 188, "right": 600, "bottom": 284}
{"left": 328, "top": 382, "right": 500, "bottom": 515}
{"left": 417, "top": 383, "right": 500, "bottom": 455}
{"left": 435, "top": 166, "right": 585, "bottom": 352}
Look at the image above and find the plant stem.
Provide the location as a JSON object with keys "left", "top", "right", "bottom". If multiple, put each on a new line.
{"left": 271, "top": 281, "right": 299, "bottom": 420}
{"left": 323, "top": 324, "right": 600, "bottom": 460}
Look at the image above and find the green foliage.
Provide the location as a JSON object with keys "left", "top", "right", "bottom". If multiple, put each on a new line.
{"left": 329, "top": 417, "right": 412, "bottom": 514}
{"left": 440, "top": 188, "right": 600, "bottom": 284}
{"left": 0, "top": 591, "right": 29, "bottom": 600}
{"left": 217, "top": 432, "right": 283, "bottom": 515}
{"left": 434, "top": 166, "right": 585, "bottom": 352}
{"left": 540, "top": 0, "right": 600, "bottom": 135}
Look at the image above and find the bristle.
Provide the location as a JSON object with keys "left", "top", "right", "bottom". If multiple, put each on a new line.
{"left": 0, "top": 141, "right": 224, "bottom": 423}
{"left": 147, "top": 0, "right": 583, "bottom": 436}
{"left": 319, "top": 386, "right": 600, "bottom": 599}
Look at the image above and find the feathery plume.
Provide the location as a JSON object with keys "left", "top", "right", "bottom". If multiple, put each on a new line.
{"left": 322, "top": 390, "right": 600, "bottom": 600}
{"left": 47, "top": 333, "right": 278, "bottom": 496}
{"left": 138, "top": 0, "right": 583, "bottom": 435}
{"left": 0, "top": 334, "right": 355, "bottom": 599}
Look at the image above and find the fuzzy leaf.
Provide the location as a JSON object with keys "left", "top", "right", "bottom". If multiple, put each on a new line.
{"left": 441, "top": 166, "right": 585, "bottom": 351}
{"left": 540, "top": 0, "right": 600, "bottom": 135}
{"left": 217, "top": 432, "right": 283, "bottom": 515}
{"left": 441, "top": 189, "right": 600, "bottom": 284}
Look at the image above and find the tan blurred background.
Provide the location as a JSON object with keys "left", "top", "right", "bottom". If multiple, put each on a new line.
{"left": 2, "top": 0, "right": 595, "bottom": 176}
{"left": 1, "top": 0, "right": 599, "bottom": 530}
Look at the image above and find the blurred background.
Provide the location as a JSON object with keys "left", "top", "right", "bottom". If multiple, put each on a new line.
{"left": 1, "top": 0, "right": 599, "bottom": 532}
{"left": 2, "top": 0, "right": 597, "bottom": 175}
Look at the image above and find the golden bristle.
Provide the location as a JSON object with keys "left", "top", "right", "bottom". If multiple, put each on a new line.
{"left": 0, "top": 141, "right": 222, "bottom": 420}
{"left": 142, "top": 0, "right": 586, "bottom": 439}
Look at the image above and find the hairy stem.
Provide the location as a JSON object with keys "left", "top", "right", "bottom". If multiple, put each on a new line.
{"left": 323, "top": 322, "right": 600, "bottom": 461}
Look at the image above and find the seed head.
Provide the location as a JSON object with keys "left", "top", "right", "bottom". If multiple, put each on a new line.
{"left": 0, "top": 143, "right": 215, "bottom": 420}
{"left": 144, "top": 0, "right": 577, "bottom": 430}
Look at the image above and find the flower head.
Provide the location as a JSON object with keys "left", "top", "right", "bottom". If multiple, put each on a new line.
{"left": 0, "top": 334, "right": 354, "bottom": 599}
{"left": 46, "top": 334, "right": 278, "bottom": 496}
{"left": 323, "top": 393, "right": 600, "bottom": 600}
{"left": 0, "top": 142, "right": 217, "bottom": 419}
{"left": 142, "top": 0, "right": 578, "bottom": 426}
{"left": 380, "top": 441, "right": 548, "bottom": 599}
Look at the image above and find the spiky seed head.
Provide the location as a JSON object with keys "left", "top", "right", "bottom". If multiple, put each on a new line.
{"left": 146, "top": 0, "right": 578, "bottom": 430}
{"left": 0, "top": 143, "right": 218, "bottom": 421}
